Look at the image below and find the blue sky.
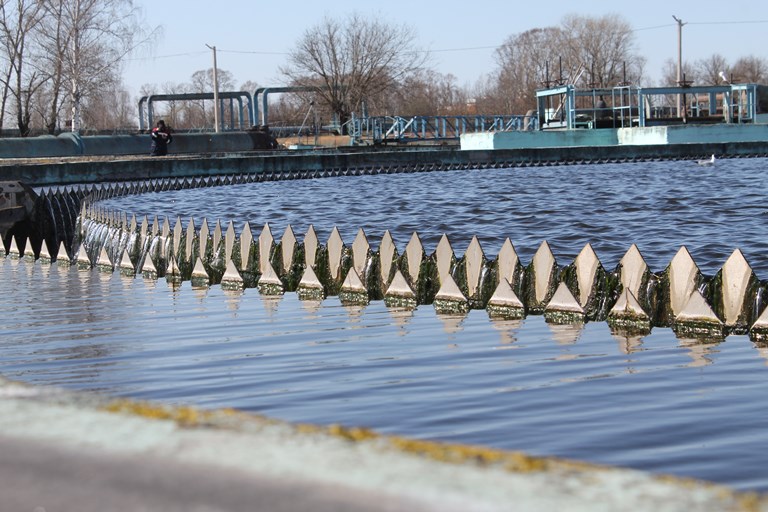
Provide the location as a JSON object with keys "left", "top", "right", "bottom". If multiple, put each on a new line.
{"left": 124, "top": 0, "right": 767, "bottom": 97}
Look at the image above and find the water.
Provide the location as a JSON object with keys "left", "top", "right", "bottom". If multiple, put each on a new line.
{"left": 4, "top": 158, "right": 768, "bottom": 491}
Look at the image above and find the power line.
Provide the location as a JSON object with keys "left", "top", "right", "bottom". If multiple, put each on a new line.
{"left": 219, "top": 49, "right": 289, "bottom": 56}
{"left": 426, "top": 45, "right": 500, "bottom": 53}
{"left": 125, "top": 51, "right": 207, "bottom": 62}
{"left": 633, "top": 23, "right": 675, "bottom": 32}
{"left": 633, "top": 19, "right": 768, "bottom": 32}
{"left": 688, "top": 19, "right": 768, "bottom": 25}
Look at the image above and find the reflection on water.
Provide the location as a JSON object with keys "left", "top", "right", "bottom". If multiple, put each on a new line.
{"left": 547, "top": 322, "right": 583, "bottom": 345}
{"left": 489, "top": 318, "right": 523, "bottom": 346}
{"left": 611, "top": 332, "right": 644, "bottom": 355}
{"left": 8, "top": 159, "right": 768, "bottom": 492}
{"left": 678, "top": 337, "right": 718, "bottom": 368}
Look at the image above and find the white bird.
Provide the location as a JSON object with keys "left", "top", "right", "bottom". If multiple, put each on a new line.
{"left": 719, "top": 71, "right": 730, "bottom": 84}
{"left": 697, "top": 154, "right": 716, "bottom": 166}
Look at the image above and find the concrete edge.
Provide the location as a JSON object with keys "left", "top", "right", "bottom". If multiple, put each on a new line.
{"left": 0, "top": 376, "right": 764, "bottom": 512}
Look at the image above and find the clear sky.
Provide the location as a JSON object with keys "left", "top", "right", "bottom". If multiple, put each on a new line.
{"left": 123, "top": 0, "right": 767, "bottom": 99}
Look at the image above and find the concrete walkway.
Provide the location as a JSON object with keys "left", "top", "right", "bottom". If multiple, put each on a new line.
{"left": 0, "top": 377, "right": 764, "bottom": 512}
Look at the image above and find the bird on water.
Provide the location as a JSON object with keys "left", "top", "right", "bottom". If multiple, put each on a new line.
{"left": 697, "top": 154, "right": 716, "bottom": 166}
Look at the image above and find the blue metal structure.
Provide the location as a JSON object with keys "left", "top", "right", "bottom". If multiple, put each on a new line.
{"left": 535, "top": 83, "right": 763, "bottom": 130}
{"left": 349, "top": 114, "right": 535, "bottom": 144}
{"left": 252, "top": 86, "right": 322, "bottom": 127}
{"left": 138, "top": 91, "right": 254, "bottom": 131}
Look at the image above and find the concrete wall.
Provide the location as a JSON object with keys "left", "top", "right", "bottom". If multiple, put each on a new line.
{"left": 618, "top": 124, "right": 768, "bottom": 146}
{"left": 0, "top": 132, "right": 265, "bottom": 158}
{"left": 463, "top": 124, "right": 768, "bottom": 150}
{"left": 462, "top": 130, "right": 618, "bottom": 150}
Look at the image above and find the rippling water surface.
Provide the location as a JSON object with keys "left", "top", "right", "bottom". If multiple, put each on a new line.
{"left": 4, "top": 158, "right": 768, "bottom": 491}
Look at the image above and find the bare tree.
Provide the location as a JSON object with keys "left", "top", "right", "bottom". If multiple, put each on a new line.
{"left": 281, "top": 13, "right": 427, "bottom": 132}
{"left": 35, "top": 0, "right": 68, "bottom": 133}
{"left": 189, "top": 67, "right": 235, "bottom": 129}
{"left": 731, "top": 55, "right": 768, "bottom": 83}
{"left": 492, "top": 27, "right": 562, "bottom": 114}
{"left": 660, "top": 58, "right": 696, "bottom": 86}
{"left": 695, "top": 53, "right": 729, "bottom": 85}
{"left": 388, "top": 70, "right": 467, "bottom": 116}
{"left": 0, "top": 0, "right": 46, "bottom": 136}
{"left": 41, "top": 0, "right": 158, "bottom": 133}
{"left": 489, "top": 14, "right": 644, "bottom": 115}
{"left": 81, "top": 81, "right": 134, "bottom": 132}
{"left": 0, "top": 8, "right": 14, "bottom": 131}
{"left": 560, "top": 13, "right": 645, "bottom": 87}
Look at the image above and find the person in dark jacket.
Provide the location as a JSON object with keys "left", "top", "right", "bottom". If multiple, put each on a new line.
{"left": 150, "top": 120, "right": 172, "bottom": 156}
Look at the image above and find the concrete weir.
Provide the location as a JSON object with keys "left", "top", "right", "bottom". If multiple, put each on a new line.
{"left": 6, "top": 167, "right": 768, "bottom": 341}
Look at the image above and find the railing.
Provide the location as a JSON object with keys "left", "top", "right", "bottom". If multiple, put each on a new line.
{"left": 349, "top": 115, "right": 535, "bottom": 144}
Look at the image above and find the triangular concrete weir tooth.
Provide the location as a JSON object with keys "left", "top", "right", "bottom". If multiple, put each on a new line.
{"left": 496, "top": 238, "right": 519, "bottom": 287}
{"left": 435, "top": 234, "right": 454, "bottom": 284}
{"left": 299, "top": 264, "right": 323, "bottom": 290}
{"left": 22, "top": 238, "right": 35, "bottom": 259}
{"left": 668, "top": 246, "right": 699, "bottom": 317}
{"left": 141, "top": 254, "right": 157, "bottom": 274}
{"left": 385, "top": 270, "right": 416, "bottom": 299}
{"left": 191, "top": 257, "right": 208, "bottom": 278}
{"left": 341, "top": 267, "right": 367, "bottom": 293}
{"left": 488, "top": 278, "right": 523, "bottom": 308}
{"left": 435, "top": 274, "right": 467, "bottom": 302}
{"left": 8, "top": 237, "right": 20, "bottom": 257}
{"left": 609, "top": 289, "right": 649, "bottom": 319}
{"left": 224, "top": 220, "right": 236, "bottom": 263}
{"left": 96, "top": 247, "right": 112, "bottom": 267}
{"left": 222, "top": 259, "right": 243, "bottom": 283}
{"left": 258, "top": 260, "right": 282, "bottom": 286}
{"left": 620, "top": 244, "right": 647, "bottom": 297}
{"left": 57, "top": 242, "right": 70, "bottom": 264}
{"left": 379, "top": 230, "right": 397, "bottom": 285}
{"left": 327, "top": 226, "right": 344, "bottom": 280}
{"left": 240, "top": 222, "right": 253, "bottom": 270}
{"left": 545, "top": 282, "right": 584, "bottom": 314}
{"left": 258, "top": 223, "right": 274, "bottom": 274}
{"left": 405, "top": 232, "right": 424, "bottom": 284}
{"left": 574, "top": 242, "right": 600, "bottom": 307}
{"left": 351, "top": 228, "right": 369, "bottom": 276}
{"left": 465, "top": 235, "right": 485, "bottom": 298}
{"left": 751, "top": 304, "right": 768, "bottom": 331}
{"left": 119, "top": 250, "right": 133, "bottom": 272}
{"left": 676, "top": 290, "right": 722, "bottom": 325}
{"left": 166, "top": 256, "right": 180, "bottom": 277}
{"left": 39, "top": 240, "right": 52, "bottom": 261}
{"left": 304, "top": 224, "right": 319, "bottom": 268}
{"left": 721, "top": 248, "right": 753, "bottom": 326}
{"left": 281, "top": 225, "right": 298, "bottom": 273}
{"left": 532, "top": 240, "right": 556, "bottom": 303}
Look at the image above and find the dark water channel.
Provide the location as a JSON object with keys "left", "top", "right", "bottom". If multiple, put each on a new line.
{"left": 4, "top": 158, "right": 768, "bottom": 491}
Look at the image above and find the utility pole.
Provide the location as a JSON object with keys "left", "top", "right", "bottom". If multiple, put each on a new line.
{"left": 206, "top": 44, "right": 221, "bottom": 133}
{"left": 672, "top": 16, "right": 685, "bottom": 118}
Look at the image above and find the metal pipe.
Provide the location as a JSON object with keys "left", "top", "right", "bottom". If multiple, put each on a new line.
{"left": 143, "top": 92, "right": 253, "bottom": 130}
{"left": 206, "top": 44, "right": 221, "bottom": 133}
{"left": 672, "top": 16, "right": 685, "bottom": 117}
{"left": 138, "top": 97, "right": 148, "bottom": 131}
